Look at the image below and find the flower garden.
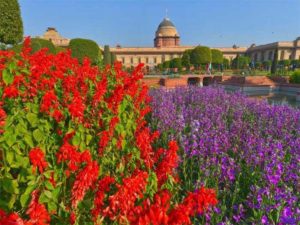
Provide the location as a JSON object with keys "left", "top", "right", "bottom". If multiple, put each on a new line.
{"left": 0, "top": 39, "right": 299, "bottom": 225}
{"left": 149, "top": 87, "right": 300, "bottom": 224}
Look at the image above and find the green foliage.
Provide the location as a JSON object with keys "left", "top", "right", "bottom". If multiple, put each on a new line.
{"left": 111, "top": 52, "right": 116, "bottom": 64}
{"left": 211, "top": 49, "right": 223, "bottom": 65}
{"left": 182, "top": 49, "right": 192, "bottom": 70}
{"left": 169, "top": 58, "right": 182, "bottom": 71}
{"left": 279, "top": 59, "right": 291, "bottom": 67}
{"left": 290, "top": 70, "right": 300, "bottom": 83}
{"left": 103, "top": 45, "right": 111, "bottom": 65}
{"left": 68, "top": 38, "right": 100, "bottom": 64}
{"left": 190, "top": 46, "right": 212, "bottom": 68}
{"left": 223, "top": 58, "right": 230, "bottom": 69}
{"left": 0, "top": 0, "right": 23, "bottom": 45}
{"left": 55, "top": 46, "right": 65, "bottom": 53}
{"left": 162, "top": 60, "right": 170, "bottom": 69}
{"left": 232, "top": 55, "right": 250, "bottom": 69}
{"left": 271, "top": 49, "right": 278, "bottom": 74}
{"left": 31, "top": 38, "right": 56, "bottom": 54}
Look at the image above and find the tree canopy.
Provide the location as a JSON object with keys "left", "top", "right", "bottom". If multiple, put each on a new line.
{"left": 68, "top": 38, "right": 100, "bottom": 64}
{"left": 0, "top": 0, "right": 23, "bottom": 45}
{"left": 190, "top": 46, "right": 212, "bottom": 67}
{"left": 211, "top": 49, "right": 223, "bottom": 65}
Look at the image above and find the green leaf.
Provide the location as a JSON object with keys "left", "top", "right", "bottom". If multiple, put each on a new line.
{"left": 26, "top": 113, "right": 38, "bottom": 127}
{"left": 24, "top": 135, "right": 34, "bottom": 148}
{"left": 33, "top": 129, "right": 44, "bottom": 142}
{"left": 6, "top": 134, "right": 16, "bottom": 147}
{"left": 20, "top": 185, "right": 36, "bottom": 207}
{"left": 3, "top": 178, "right": 19, "bottom": 194}
{"left": 6, "top": 151, "right": 14, "bottom": 165}
{"left": 72, "top": 133, "right": 81, "bottom": 146}
{"left": 86, "top": 134, "right": 92, "bottom": 145}
{"left": 2, "top": 69, "right": 14, "bottom": 85}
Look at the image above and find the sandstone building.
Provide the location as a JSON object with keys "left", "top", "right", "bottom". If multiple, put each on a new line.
{"left": 39, "top": 18, "right": 300, "bottom": 69}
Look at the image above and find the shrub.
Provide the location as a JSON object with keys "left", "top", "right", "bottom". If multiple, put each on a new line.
{"left": 0, "top": 38, "right": 217, "bottom": 224}
{"left": 68, "top": 38, "right": 100, "bottom": 64}
{"left": 31, "top": 38, "right": 56, "bottom": 54}
{"left": 190, "top": 46, "right": 212, "bottom": 68}
{"left": 0, "top": 0, "right": 23, "bottom": 45}
{"left": 10, "top": 38, "right": 56, "bottom": 54}
{"left": 290, "top": 70, "right": 300, "bottom": 83}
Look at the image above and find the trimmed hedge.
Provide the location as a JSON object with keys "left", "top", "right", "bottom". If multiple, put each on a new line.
{"left": 190, "top": 46, "right": 212, "bottom": 68}
{"left": 10, "top": 38, "right": 56, "bottom": 54}
{"left": 68, "top": 38, "right": 100, "bottom": 64}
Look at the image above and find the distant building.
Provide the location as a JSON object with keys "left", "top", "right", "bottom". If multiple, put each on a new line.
{"left": 110, "top": 17, "right": 246, "bottom": 69}
{"left": 39, "top": 20, "right": 300, "bottom": 69}
{"left": 38, "top": 27, "right": 70, "bottom": 47}
{"left": 246, "top": 37, "right": 300, "bottom": 62}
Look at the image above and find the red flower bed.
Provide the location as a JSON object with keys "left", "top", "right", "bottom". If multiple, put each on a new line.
{"left": 0, "top": 38, "right": 217, "bottom": 224}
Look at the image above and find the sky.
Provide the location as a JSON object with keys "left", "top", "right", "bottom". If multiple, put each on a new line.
{"left": 19, "top": 0, "right": 300, "bottom": 48}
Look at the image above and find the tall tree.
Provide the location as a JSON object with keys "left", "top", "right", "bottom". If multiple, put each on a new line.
{"left": 103, "top": 45, "right": 111, "bottom": 65}
{"left": 111, "top": 52, "right": 116, "bottom": 64}
{"left": 0, "top": 0, "right": 23, "bottom": 45}
{"left": 271, "top": 49, "right": 278, "bottom": 74}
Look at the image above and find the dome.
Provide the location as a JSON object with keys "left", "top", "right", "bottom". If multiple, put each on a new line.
{"left": 155, "top": 18, "right": 179, "bottom": 37}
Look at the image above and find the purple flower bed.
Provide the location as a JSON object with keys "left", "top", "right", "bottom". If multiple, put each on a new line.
{"left": 149, "top": 87, "right": 300, "bottom": 224}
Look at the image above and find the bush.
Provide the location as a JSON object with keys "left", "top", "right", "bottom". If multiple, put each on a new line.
{"left": 68, "top": 38, "right": 100, "bottom": 64}
{"left": 0, "top": 38, "right": 217, "bottom": 224}
{"left": 182, "top": 49, "right": 192, "bottom": 70}
{"left": 190, "top": 46, "right": 212, "bottom": 68}
{"left": 232, "top": 55, "right": 250, "bottom": 69}
{"left": 169, "top": 58, "right": 182, "bottom": 71}
{"left": 290, "top": 70, "right": 300, "bottom": 83}
{"left": 0, "top": 0, "right": 23, "bottom": 45}
{"left": 10, "top": 38, "right": 56, "bottom": 54}
{"left": 31, "top": 38, "right": 56, "bottom": 54}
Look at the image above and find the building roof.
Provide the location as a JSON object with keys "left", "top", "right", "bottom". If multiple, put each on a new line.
{"left": 155, "top": 18, "right": 179, "bottom": 37}
{"left": 158, "top": 18, "right": 175, "bottom": 28}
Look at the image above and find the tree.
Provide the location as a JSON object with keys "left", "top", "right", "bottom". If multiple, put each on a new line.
{"left": 211, "top": 49, "right": 223, "bottom": 65}
{"left": 68, "top": 38, "right": 100, "bottom": 64}
{"left": 111, "top": 52, "right": 116, "bottom": 64}
{"left": 223, "top": 58, "right": 230, "bottom": 70}
{"left": 0, "top": 0, "right": 23, "bottom": 45}
{"left": 182, "top": 49, "right": 192, "bottom": 70}
{"left": 103, "top": 45, "right": 111, "bottom": 65}
{"left": 170, "top": 58, "right": 182, "bottom": 71}
{"left": 232, "top": 55, "right": 250, "bottom": 69}
{"left": 190, "top": 46, "right": 212, "bottom": 69}
{"left": 271, "top": 49, "right": 278, "bottom": 74}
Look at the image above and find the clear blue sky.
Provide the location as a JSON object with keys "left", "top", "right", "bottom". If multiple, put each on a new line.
{"left": 19, "top": 0, "right": 300, "bottom": 48}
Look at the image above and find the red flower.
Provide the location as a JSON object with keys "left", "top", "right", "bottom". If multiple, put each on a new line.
{"left": 2, "top": 86, "right": 19, "bottom": 99}
{"left": 92, "top": 176, "right": 115, "bottom": 221}
{"left": 71, "top": 161, "right": 99, "bottom": 208}
{"left": 0, "top": 210, "right": 24, "bottom": 225}
{"left": 155, "top": 141, "right": 179, "bottom": 187}
{"left": 29, "top": 148, "right": 48, "bottom": 173}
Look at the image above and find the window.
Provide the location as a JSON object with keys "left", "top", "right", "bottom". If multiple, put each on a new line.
{"left": 146, "top": 58, "right": 149, "bottom": 63}
{"left": 131, "top": 58, "right": 133, "bottom": 64}
{"left": 154, "top": 57, "right": 157, "bottom": 64}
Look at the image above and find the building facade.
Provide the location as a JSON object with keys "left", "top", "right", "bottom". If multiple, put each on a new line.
{"left": 39, "top": 18, "right": 300, "bottom": 68}
{"left": 38, "top": 27, "right": 70, "bottom": 47}
{"left": 246, "top": 37, "right": 300, "bottom": 62}
{"left": 110, "top": 17, "right": 247, "bottom": 68}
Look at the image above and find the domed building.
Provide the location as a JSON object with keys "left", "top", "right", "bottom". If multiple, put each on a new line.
{"left": 154, "top": 18, "right": 180, "bottom": 47}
